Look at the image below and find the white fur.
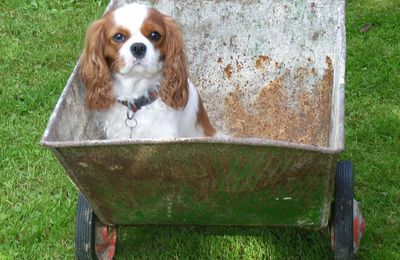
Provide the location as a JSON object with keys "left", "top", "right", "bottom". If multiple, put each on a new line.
{"left": 101, "top": 80, "right": 204, "bottom": 139}
{"left": 96, "top": 4, "right": 206, "bottom": 139}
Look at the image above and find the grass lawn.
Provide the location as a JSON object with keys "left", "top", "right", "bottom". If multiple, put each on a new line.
{"left": 0, "top": 0, "right": 399, "bottom": 259}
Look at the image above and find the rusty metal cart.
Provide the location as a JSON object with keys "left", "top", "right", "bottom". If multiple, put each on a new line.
{"left": 41, "top": 0, "right": 365, "bottom": 259}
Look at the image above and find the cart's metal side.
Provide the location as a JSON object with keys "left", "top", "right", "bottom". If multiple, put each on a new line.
{"left": 50, "top": 143, "right": 337, "bottom": 227}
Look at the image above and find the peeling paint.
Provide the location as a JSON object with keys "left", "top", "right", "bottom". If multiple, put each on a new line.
{"left": 165, "top": 195, "right": 173, "bottom": 219}
{"left": 78, "top": 162, "right": 88, "bottom": 168}
{"left": 109, "top": 165, "right": 123, "bottom": 171}
{"left": 297, "top": 219, "right": 314, "bottom": 225}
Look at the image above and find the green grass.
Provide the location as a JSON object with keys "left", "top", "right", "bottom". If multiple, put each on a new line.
{"left": 342, "top": 0, "right": 400, "bottom": 258}
{"left": 1, "top": 0, "right": 399, "bottom": 258}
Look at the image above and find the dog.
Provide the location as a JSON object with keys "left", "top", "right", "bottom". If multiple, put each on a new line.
{"left": 79, "top": 3, "right": 216, "bottom": 139}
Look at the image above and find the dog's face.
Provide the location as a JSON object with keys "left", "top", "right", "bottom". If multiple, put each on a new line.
{"left": 80, "top": 3, "right": 189, "bottom": 110}
{"left": 106, "top": 5, "right": 165, "bottom": 76}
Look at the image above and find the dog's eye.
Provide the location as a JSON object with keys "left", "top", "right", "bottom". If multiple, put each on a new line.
{"left": 149, "top": 31, "right": 161, "bottom": 41}
{"left": 112, "top": 33, "right": 125, "bottom": 42}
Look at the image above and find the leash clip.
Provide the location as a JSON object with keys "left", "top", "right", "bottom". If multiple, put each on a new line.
{"left": 125, "top": 103, "right": 137, "bottom": 138}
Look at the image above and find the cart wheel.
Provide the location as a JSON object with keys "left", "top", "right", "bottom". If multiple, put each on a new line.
{"left": 330, "top": 161, "right": 365, "bottom": 260}
{"left": 75, "top": 193, "right": 117, "bottom": 260}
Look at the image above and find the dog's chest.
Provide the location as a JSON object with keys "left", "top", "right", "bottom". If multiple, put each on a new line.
{"left": 101, "top": 100, "right": 182, "bottom": 139}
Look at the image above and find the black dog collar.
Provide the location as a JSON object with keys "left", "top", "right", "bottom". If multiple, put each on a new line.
{"left": 117, "top": 83, "right": 160, "bottom": 114}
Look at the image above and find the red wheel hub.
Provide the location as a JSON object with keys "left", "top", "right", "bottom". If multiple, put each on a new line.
{"left": 330, "top": 199, "right": 365, "bottom": 253}
{"left": 95, "top": 221, "right": 117, "bottom": 260}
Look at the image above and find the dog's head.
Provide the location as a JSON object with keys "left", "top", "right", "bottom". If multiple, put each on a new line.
{"left": 79, "top": 3, "right": 188, "bottom": 110}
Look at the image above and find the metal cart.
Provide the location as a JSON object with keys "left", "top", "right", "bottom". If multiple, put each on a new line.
{"left": 41, "top": 0, "right": 365, "bottom": 259}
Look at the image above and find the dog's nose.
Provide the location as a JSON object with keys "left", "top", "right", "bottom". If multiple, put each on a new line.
{"left": 130, "top": 43, "right": 147, "bottom": 59}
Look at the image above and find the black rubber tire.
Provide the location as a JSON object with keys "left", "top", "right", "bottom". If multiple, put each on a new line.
{"left": 334, "top": 161, "right": 354, "bottom": 260}
{"left": 75, "top": 192, "right": 96, "bottom": 260}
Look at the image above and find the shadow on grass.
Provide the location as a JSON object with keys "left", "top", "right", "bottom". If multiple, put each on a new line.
{"left": 116, "top": 225, "right": 333, "bottom": 258}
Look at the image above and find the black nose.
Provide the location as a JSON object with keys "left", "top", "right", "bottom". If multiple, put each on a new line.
{"left": 130, "top": 43, "right": 147, "bottom": 59}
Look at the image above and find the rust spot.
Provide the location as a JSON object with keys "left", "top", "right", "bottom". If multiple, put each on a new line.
{"left": 255, "top": 55, "right": 271, "bottom": 69}
{"left": 236, "top": 61, "right": 242, "bottom": 72}
{"left": 224, "top": 64, "right": 233, "bottom": 79}
{"left": 311, "top": 67, "right": 317, "bottom": 76}
{"left": 296, "top": 67, "right": 309, "bottom": 80}
{"left": 224, "top": 57, "right": 333, "bottom": 146}
{"left": 217, "top": 57, "right": 223, "bottom": 63}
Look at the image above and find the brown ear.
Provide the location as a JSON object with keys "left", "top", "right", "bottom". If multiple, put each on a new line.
{"left": 79, "top": 20, "right": 115, "bottom": 111}
{"left": 160, "top": 16, "right": 189, "bottom": 109}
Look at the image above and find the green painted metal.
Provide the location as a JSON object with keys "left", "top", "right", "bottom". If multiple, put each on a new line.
{"left": 52, "top": 143, "right": 336, "bottom": 227}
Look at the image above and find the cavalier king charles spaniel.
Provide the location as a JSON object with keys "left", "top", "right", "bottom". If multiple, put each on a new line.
{"left": 79, "top": 3, "right": 216, "bottom": 139}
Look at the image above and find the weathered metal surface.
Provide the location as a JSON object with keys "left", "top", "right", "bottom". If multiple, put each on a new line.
{"left": 41, "top": 0, "right": 346, "bottom": 228}
{"left": 53, "top": 143, "right": 337, "bottom": 227}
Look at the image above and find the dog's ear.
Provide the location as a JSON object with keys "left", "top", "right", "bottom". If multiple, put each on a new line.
{"left": 79, "top": 20, "right": 115, "bottom": 111}
{"left": 160, "top": 16, "right": 189, "bottom": 109}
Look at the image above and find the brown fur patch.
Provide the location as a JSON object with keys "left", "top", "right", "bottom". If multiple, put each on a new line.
{"left": 197, "top": 98, "right": 217, "bottom": 136}
{"left": 79, "top": 12, "right": 127, "bottom": 111}
{"left": 141, "top": 9, "right": 166, "bottom": 49}
{"left": 104, "top": 26, "right": 130, "bottom": 72}
{"left": 139, "top": 9, "right": 190, "bottom": 109}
